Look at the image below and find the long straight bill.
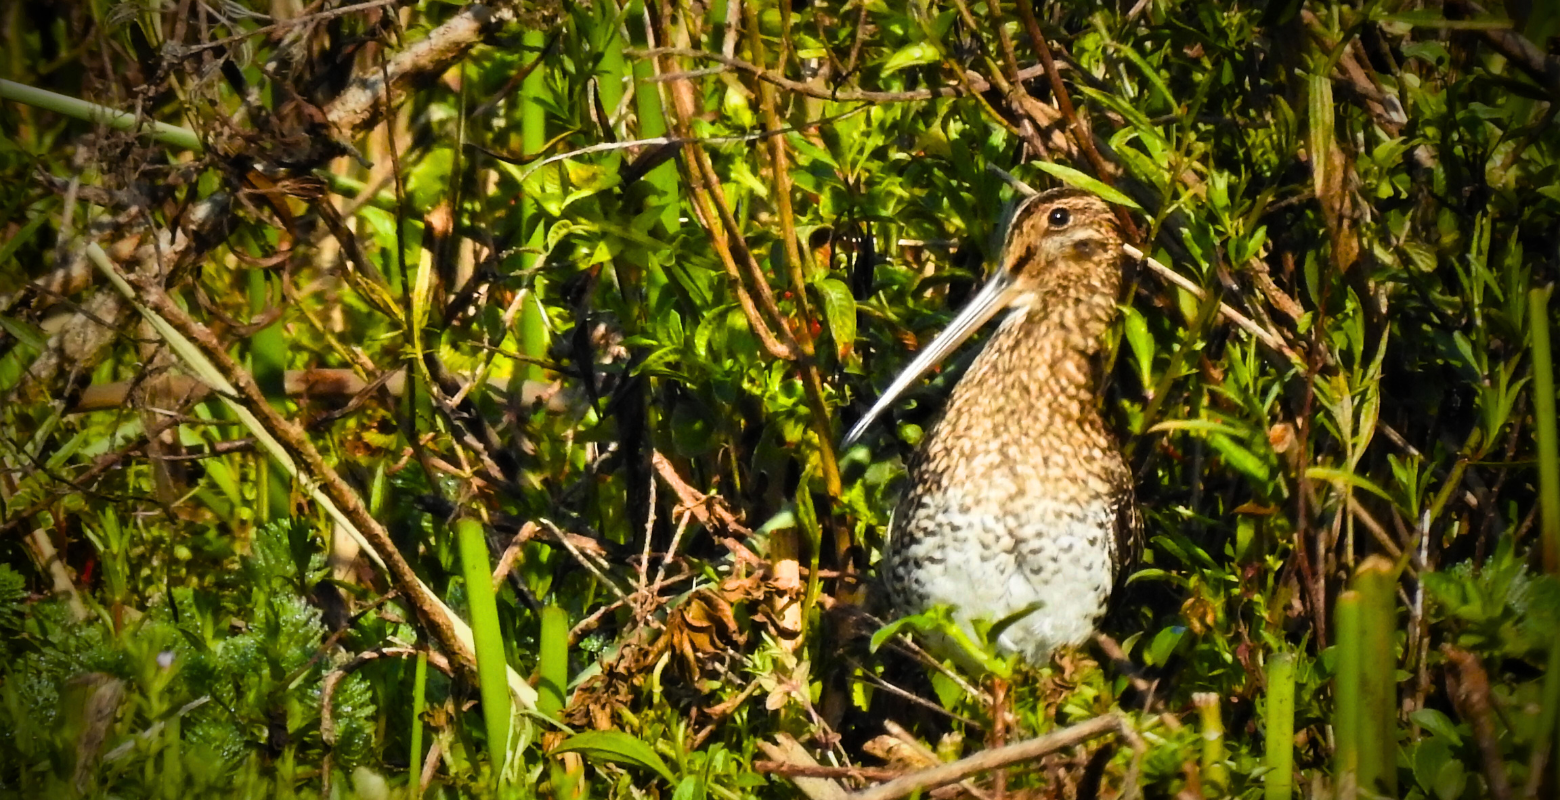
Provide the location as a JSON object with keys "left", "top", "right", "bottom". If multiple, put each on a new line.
{"left": 843, "top": 269, "right": 1018, "bottom": 445}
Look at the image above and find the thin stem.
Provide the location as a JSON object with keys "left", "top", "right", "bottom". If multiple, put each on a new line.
{"left": 409, "top": 650, "right": 428, "bottom": 800}
{"left": 0, "top": 80, "right": 202, "bottom": 151}
{"left": 659, "top": 43, "right": 798, "bottom": 360}
{"left": 1011, "top": 0, "right": 1139, "bottom": 241}
{"left": 850, "top": 715, "right": 1121, "bottom": 800}
{"left": 741, "top": 0, "right": 842, "bottom": 503}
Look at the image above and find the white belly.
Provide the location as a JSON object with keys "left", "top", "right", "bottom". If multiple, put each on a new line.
{"left": 884, "top": 490, "right": 1117, "bottom": 662}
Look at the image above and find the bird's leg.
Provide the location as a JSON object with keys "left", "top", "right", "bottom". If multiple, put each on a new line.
{"left": 987, "top": 674, "right": 1011, "bottom": 799}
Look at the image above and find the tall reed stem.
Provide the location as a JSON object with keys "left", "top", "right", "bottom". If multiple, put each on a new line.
{"left": 1528, "top": 286, "right": 1559, "bottom": 794}
{"left": 1334, "top": 590, "right": 1362, "bottom": 800}
{"left": 1355, "top": 556, "right": 1398, "bottom": 798}
{"left": 1265, "top": 652, "right": 1295, "bottom": 800}
{"left": 1530, "top": 287, "right": 1557, "bottom": 572}
{"left": 1194, "top": 692, "right": 1227, "bottom": 794}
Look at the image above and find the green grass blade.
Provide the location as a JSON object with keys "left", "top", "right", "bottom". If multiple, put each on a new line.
{"left": 628, "top": 2, "right": 681, "bottom": 232}
{"left": 455, "top": 518, "right": 511, "bottom": 770}
{"left": 538, "top": 605, "right": 569, "bottom": 718}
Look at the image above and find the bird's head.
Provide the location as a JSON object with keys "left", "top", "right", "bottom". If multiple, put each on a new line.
{"left": 996, "top": 187, "right": 1124, "bottom": 310}
{"left": 843, "top": 187, "right": 1125, "bottom": 445}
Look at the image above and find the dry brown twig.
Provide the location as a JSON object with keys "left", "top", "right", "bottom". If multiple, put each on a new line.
{"left": 846, "top": 660, "right": 985, "bottom": 728}
{"left": 566, "top": 568, "right": 693, "bottom": 646}
{"left": 882, "top": 720, "right": 995, "bottom": 800}
{"left": 170, "top": 0, "right": 402, "bottom": 59}
{"left": 324, "top": 3, "right": 517, "bottom": 136}
{"left": 147, "top": 296, "right": 467, "bottom": 650}
{"left": 1452, "top": 0, "right": 1560, "bottom": 99}
{"left": 490, "top": 521, "right": 539, "bottom": 591}
{"left": 844, "top": 714, "right": 1124, "bottom": 800}
{"left": 757, "top": 734, "right": 849, "bottom": 800}
{"left": 321, "top": 646, "right": 452, "bottom": 745}
{"left": 1124, "top": 243, "right": 1302, "bottom": 366}
{"left": 1014, "top": 4, "right": 1111, "bottom": 178}
{"left": 652, "top": 30, "right": 801, "bottom": 361}
{"left": 537, "top": 519, "right": 628, "bottom": 600}
{"left": 652, "top": 450, "right": 750, "bottom": 534}
{"left": 755, "top": 762, "right": 900, "bottom": 782}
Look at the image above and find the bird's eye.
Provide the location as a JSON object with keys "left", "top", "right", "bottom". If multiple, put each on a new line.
{"left": 1048, "top": 207, "right": 1071, "bottom": 227}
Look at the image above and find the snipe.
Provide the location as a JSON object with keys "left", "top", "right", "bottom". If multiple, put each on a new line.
{"left": 847, "top": 187, "right": 1133, "bottom": 663}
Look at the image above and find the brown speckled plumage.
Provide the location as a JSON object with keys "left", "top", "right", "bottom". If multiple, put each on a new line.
{"left": 849, "top": 188, "right": 1134, "bottom": 662}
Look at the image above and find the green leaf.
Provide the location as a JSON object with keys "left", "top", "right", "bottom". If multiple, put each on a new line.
{"left": 1107, "top": 39, "right": 1177, "bottom": 112}
{"left": 985, "top": 601, "right": 1044, "bottom": 645}
{"left": 1145, "top": 625, "right": 1186, "bottom": 666}
{"left": 1411, "top": 736, "right": 1451, "bottom": 794}
{"left": 882, "top": 41, "right": 939, "bottom": 74}
{"left": 1305, "top": 467, "right": 1395, "bottom": 504}
{"left": 1379, "top": 9, "right": 1513, "bottom": 29}
{"left": 692, "top": 303, "right": 732, "bottom": 359}
{"left": 1121, "top": 304, "right": 1155, "bottom": 388}
{"left": 1147, "top": 418, "right": 1250, "bottom": 438}
{"left": 1126, "top": 568, "right": 1190, "bottom": 588}
{"left": 552, "top": 731, "right": 676, "bottom": 784}
{"left": 788, "top": 135, "right": 838, "bottom": 169}
{"left": 1308, "top": 73, "right": 1335, "bottom": 198}
{"left": 1432, "top": 758, "right": 1467, "bottom": 800}
{"left": 813, "top": 278, "right": 857, "bottom": 359}
{"left": 868, "top": 615, "right": 918, "bottom": 653}
{"left": 1407, "top": 708, "right": 1461, "bottom": 746}
{"left": 672, "top": 774, "right": 706, "bottom": 800}
{"left": 1207, "top": 432, "right": 1272, "bottom": 483}
{"left": 0, "top": 213, "right": 47, "bottom": 266}
{"left": 0, "top": 315, "right": 48, "bottom": 353}
{"left": 1031, "top": 162, "right": 1142, "bottom": 209}
{"left": 929, "top": 669, "right": 963, "bottom": 708}
{"left": 410, "top": 246, "right": 434, "bottom": 336}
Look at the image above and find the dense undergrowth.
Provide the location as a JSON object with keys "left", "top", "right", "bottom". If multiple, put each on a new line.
{"left": 1, "top": 0, "right": 1558, "bottom": 798}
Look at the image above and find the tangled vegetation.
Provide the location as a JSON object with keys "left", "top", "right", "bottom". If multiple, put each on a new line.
{"left": 1, "top": 0, "right": 1557, "bottom": 798}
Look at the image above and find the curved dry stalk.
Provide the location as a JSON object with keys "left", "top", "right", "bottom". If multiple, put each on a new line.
{"left": 847, "top": 714, "right": 1124, "bottom": 800}
{"left": 1124, "top": 243, "right": 1302, "bottom": 366}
